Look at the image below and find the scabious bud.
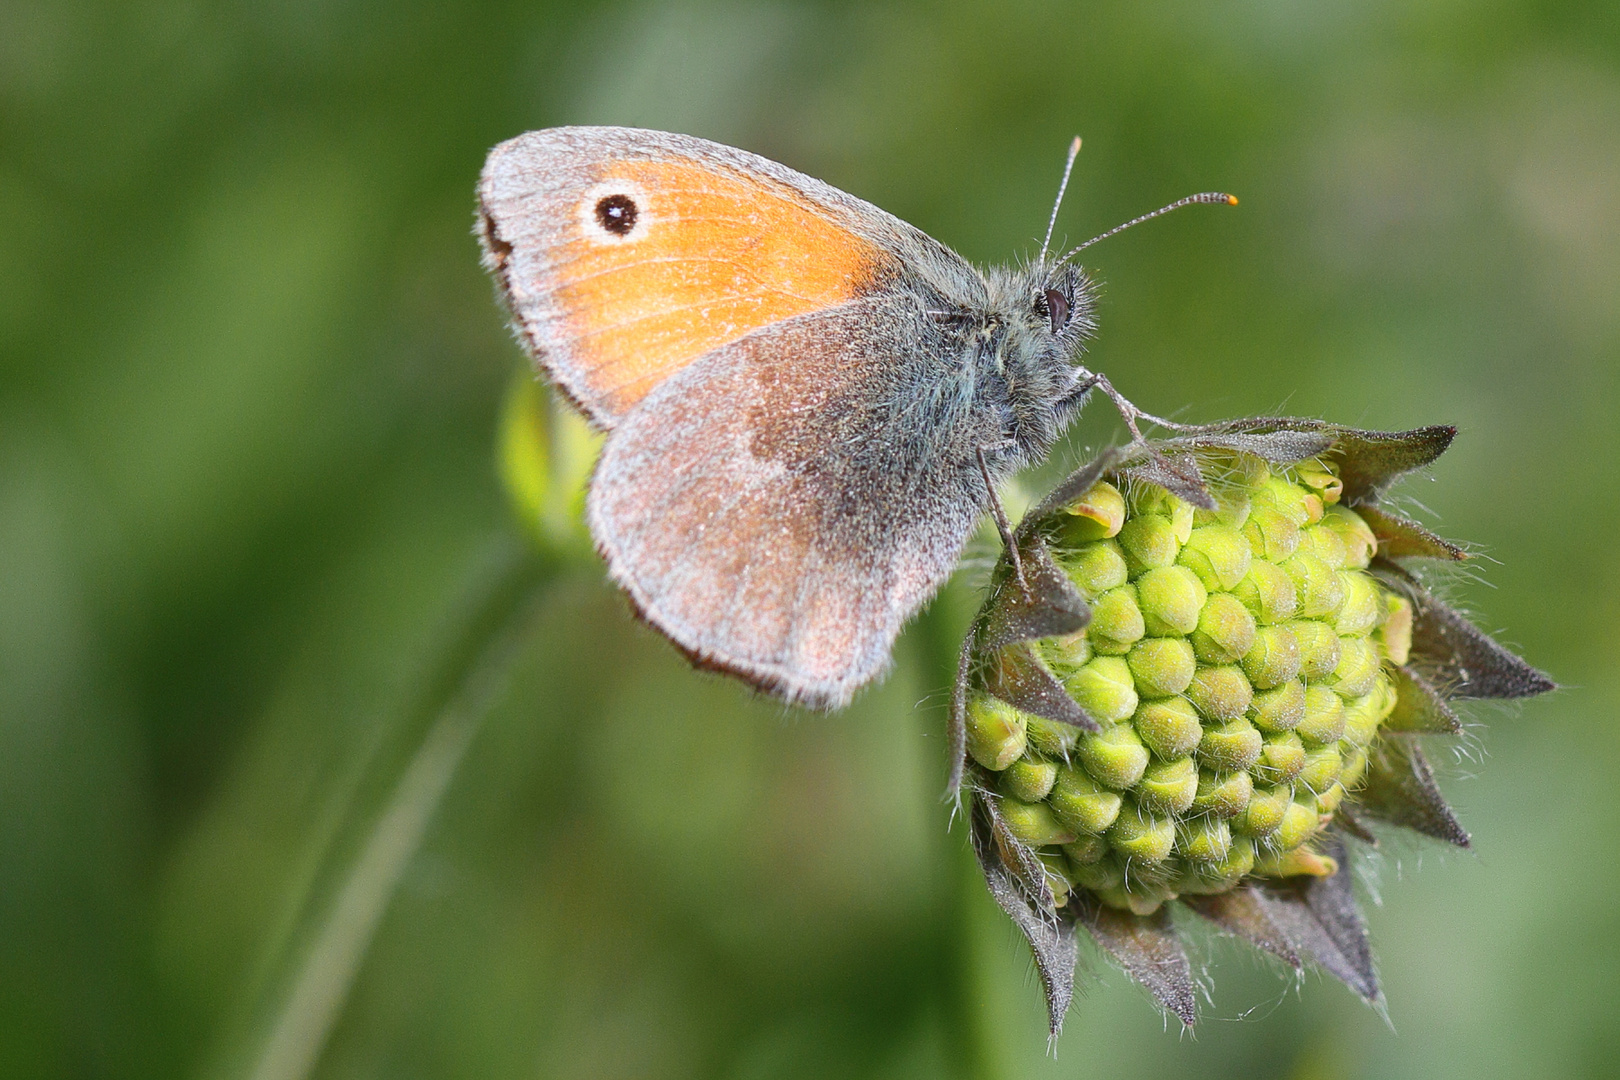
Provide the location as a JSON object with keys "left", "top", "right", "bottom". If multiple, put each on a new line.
{"left": 1128, "top": 638, "right": 1197, "bottom": 698}
{"left": 1191, "top": 592, "right": 1256, "bottom": 663}
{"left": 964, "top": 695, "right": 1026, "bottom": 770}
{"left": 956, "top": 419, "right": 1553, "bottom": 1034}
{"left": 499, "top": 374, "right": 603, "bottom": 556}
{"left": 978, "top": 450, "right": 1389, "bottom": 916}
{"left": 1060, "top": 480, "right": 1126, "bottom": 542}
{"left": 1049, "top": 766, "right": 1123, "bottom": 834}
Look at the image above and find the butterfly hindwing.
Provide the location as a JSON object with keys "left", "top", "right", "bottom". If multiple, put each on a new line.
{"left": 588, "top": 296, "right": 993, "bottom": 708}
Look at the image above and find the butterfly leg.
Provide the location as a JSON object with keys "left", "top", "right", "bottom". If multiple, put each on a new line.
{"left": 1071, "top": 370, "right": 1216, "bottom": 510}
{"left": 976, "top": 445, "right": 1029, "bottom": 596}
{"left": 1071, "top": 370, "right": 1197, "bottom": 441}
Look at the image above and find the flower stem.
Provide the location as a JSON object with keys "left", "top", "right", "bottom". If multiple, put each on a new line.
{"left": 912, "top": 590, "right": 1002, "bottom": 1080}
{"left": 241, "top": 537, "right": 554, "bottom": 1080}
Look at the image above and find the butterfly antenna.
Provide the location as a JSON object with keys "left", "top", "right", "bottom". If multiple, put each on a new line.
{"left": 1055, "top": 191, "right": 1238, "bottom": 267}
{"left": 1039, "top": 136, "right": 1084, "bottom": 264}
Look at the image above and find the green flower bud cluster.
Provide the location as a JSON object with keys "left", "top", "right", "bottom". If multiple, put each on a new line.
{"left": 967, "top": 458, "right": 1410, "bottom": 915}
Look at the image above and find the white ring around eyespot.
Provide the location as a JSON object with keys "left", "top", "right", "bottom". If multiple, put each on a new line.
{"left": 579, "top": 179, "right": 651, "bottom": 244}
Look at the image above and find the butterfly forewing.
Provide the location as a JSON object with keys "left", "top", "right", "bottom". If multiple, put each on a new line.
{"left": 479, "top": 128, "right": 912, "bottom": 426}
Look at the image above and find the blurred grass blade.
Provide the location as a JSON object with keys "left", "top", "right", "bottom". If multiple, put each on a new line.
{"left": 242, "top": 542, "right": 551, "bottom": 1080}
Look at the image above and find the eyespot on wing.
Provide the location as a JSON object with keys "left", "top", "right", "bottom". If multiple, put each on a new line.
{"left": 478, "top": 127, "right": 899, "bottom": 426}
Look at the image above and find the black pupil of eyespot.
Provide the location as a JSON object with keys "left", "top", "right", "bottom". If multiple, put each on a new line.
{"left": 595, "top": 193, "right": 638, "bottom": 235}
{"left": 1044, "top": 287, "right": 1070, "bottom": 332}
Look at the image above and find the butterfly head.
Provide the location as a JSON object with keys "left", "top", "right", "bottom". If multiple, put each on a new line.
{"left": 969, "top": 261, "right": 1098, "bottom": 464}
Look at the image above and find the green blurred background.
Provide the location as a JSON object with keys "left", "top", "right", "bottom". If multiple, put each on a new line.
{"left": 3, "top": 1, "right": 1617, "bottom": 1077}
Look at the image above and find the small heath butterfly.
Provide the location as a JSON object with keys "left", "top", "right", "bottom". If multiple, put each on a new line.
{"left": 477, "top": 127, "right": 1233, "bottom": 709}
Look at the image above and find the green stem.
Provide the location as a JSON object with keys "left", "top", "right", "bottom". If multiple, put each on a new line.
{"left": 912, "top": 591, "right": 1001, "bottom": 1080}
{"left": 241, "top": 537, "right": 554, "bottom": 1080}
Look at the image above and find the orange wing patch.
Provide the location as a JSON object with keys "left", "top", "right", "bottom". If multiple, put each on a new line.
{"left": 550, "top": 160, "right": 883, "bottom": 418}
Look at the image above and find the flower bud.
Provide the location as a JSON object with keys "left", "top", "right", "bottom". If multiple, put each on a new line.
{"left": 1194, "top": 489, "right": 1251, "bottom": 530}
{"left": 1134, "top": 697, "right": 1203, "bottom": 759}
{"left": 1187, "top": 665, "right": 1255, "bottom": 722}
{"left": 1096, "top": 882, "right": 1173, "bottom": 917}
{"left": 1297, "top": 745, "right": 1344, "bottom": 795}
{"left": 1253, "top": 845, "right": 1338, "bottom": 879}
{"left": 1330, "top": 637, "right": 1382, "bottom": 699}
{"left": 1088, "top": 585, "right": 1145, "bottom": 654}
{"left": 1060, "top": 480, "right": 1125, "bottom": 541}
{"left": 1076, "top": 722, "right": 1150, "bottom": 789}
{"left": 1125, "top": 482, "right": 1171, "bottom": 516}
{"left": 1243, "top": 505, "right": 1302, "bottom": 561}
{"left": 1000, "top": 757, "right": 1059, "bottom": 802}
{"left": 1107, "top": 797, "right": 1176, "bottom": 862}
{"left": 1322, "top": 505, "right": 1377, "bottom": 569}
{"left": 1179, "top": 835, "right": 1256, "bottom": 892}
{"left": 1177, "top": 525, "right": 1253, "bottom": 591}
{"left": 1037, "top": 850, "right": 1074, "bottom": 907}
{"left": 1250, "top": 678, "right": 1306, "bottom": 733}
{"left": 1339, "top": 690, "right": 1384, "bottom": 748}
{"left": 1213, "top": 835, "right": 1256, "bottom": 879}
{"left": 1137, "top": 566, "right": 1208, "bottom": 637}
{"left": 1339, "top": 746, "right": 1369, "bottom": 789}
{"left": 1025, "top": 715, "right": 1081, "bottom": 756}
{"left": 1049, "top": 767, "right": 1124, "bottom": 835}
{"left": 1373, "top": 675, "right": 1398, "bottom": 716}
{"left": 1197, "top": 717, "right": 1264, "bottom": 771}
{"left": 1127, "top": 637, "right": 1197, "bottom": 698}
{"left": 1070, "top": 854, "right": 1125, "bottom": 892}
{"left": 1242, "top": 624, "right": 1303, "bottom": 690}
{"left": 1297, "top": 523, "right": 1348, "bottom": 570}
{"left": 965, "top": 695, "right": 1027, "bottom": 770}
{"left": 1274, "top": 800, "right": 1320, "bottom": 851}
{"left": 1233, "top": 561, "right": 1299, "bottom": 625}
{"left": 1335, "top": 571, "right": 1383, "bottom": 636}
{"left": 1063, "top": 834, "right": 1111, "bottom": 866}
{"left": 1192, "top": 768, "right": 1254, "bottom": 818}
{"left": 1254, "top": 475, "right": 1314, "bottom": 525}
{"left": 1377, "top": 592, "right": 1414, "bottom": 665}
{"left": 1039, "top": 630, "right": 1092, "bottom": 673}
{"left": 1237, "top": 784, "right": 1292, "bottom": 837}
{"left": 1284, "top": 551, "right": 1345, "bottom": 619}
{"left": 1297, "top": 685, "right": 1347, "bottom": 745}
{"left": 1066, "top": 656, "right": 1139, "bottom": 723}
{"left": 1128, "top": 485, "right": 1195, "bottom": 539}
{"left": 1191, "top": 592, "right": 1258, "bottom": 664}
{"left": 1256, "top": 731, "right": 1306, "bottom": 784}
{"left": 999, "top": 797, "right": 1076, "bottom": 847}
{"left": 1168, "top": 499, "right": 1196, "bottom": 544}
{"left": 1314, "top": 781, "right": 1348, "bottom": 816}
{"left": 1135, "top": 756, "right": 1198, "bottom": 815}
{"left": 1118, "top": 514, "right": 1183, "bottom": 576}
{"left": 1291, "top": 619, "right": 1342, "bottom": 681}
{"left": 499, "top": 376, "right": 602, "bottom": 554}
{"left": 1296, "top": 462, "right": 1344, "bottom": 505}
{"left": 1065, "top": 539, "right": 1129, "bottom": 596}
{"left": 1177, "top": 816, "right": 1234, "bottom": 863}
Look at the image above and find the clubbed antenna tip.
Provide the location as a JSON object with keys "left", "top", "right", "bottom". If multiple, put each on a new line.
{"left": 1040, "top": 135, "right": 1085, "bottom": 263}
{"left": 1057, "top": 191, "right": 1239, "bottom": 266}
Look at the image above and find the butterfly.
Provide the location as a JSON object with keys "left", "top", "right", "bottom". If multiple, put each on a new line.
{"left": 477, "top": 126, "right": 1232, "bottom": 709}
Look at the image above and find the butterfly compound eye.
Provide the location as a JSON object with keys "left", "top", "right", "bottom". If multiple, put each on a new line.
{"left": 594, "top": 193, "right": 639, "bottom": 236}
{"left": 1043, "top": 287, "right": 1070, "bottom": 333}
